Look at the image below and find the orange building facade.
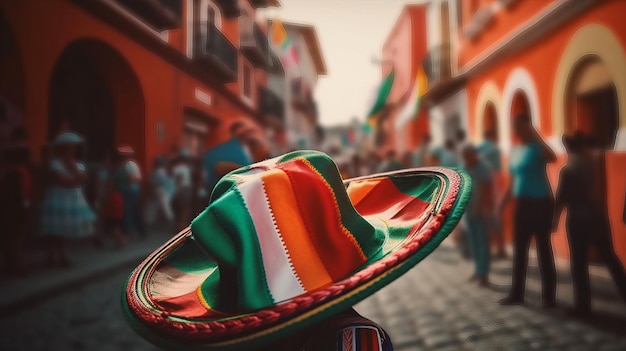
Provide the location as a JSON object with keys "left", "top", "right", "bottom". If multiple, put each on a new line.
{"left": 382, "top": 0, "right": 626, "bottom": 266}
{"left": 0, "top": 0, "right": 282, "bottom": 170}
{"left": 459, "top": 0, "right": 626, "bottom": 265}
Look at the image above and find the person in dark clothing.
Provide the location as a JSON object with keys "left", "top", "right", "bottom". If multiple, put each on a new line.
{"left": 0, "top": 144, "right": 31, "bottom": 275}
{"left": 499, "top": 113, "right": 557, "bottom": 308}
{"left": 553, "top": 131, "right": 626, "bottom": 318}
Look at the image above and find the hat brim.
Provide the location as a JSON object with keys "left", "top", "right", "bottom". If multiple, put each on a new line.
{"left": 123, "top": 167, "right": 471, "bottom": 350}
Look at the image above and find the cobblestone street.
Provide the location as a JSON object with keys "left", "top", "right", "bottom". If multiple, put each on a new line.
{"left": 2, "top": 240, "right": 625, "bottom": 351}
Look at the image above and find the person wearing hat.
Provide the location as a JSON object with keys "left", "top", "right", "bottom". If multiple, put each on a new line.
{"left": 40, "top": 132, "right": 95, "bottom": 267}
{"left": 123, "top": 150, "right": 472, "bottom": 350}
{"left": 553, "top": 131, "right": 626, "bottom": 318}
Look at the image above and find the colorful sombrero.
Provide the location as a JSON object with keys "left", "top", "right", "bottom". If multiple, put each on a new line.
{"left": 123, "top": 150, "right": 471, "bottom": 350}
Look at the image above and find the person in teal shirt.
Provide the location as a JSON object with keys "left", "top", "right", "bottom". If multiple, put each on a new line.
{"left": 477, "top": 130, "right": 501, "bottom": 172}
{"left": 499, "top": 113, "right": 557, "bottom": 308}
{"left": 203, "top": 122, "right": 253, "bottom": 192}
{"left": 462, "top": 144, "right": 493, "bottom": 286}
{"left": 433, "top": 139, "right": 459, "bottom": 168}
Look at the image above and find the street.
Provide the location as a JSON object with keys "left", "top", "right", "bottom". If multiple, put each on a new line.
{"left": 1, "top": 240, "right": 625, "bottom": 351}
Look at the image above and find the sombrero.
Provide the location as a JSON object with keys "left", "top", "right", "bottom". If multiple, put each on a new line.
{"left": 123, "top": 150, "right": 471, "bottom": 350}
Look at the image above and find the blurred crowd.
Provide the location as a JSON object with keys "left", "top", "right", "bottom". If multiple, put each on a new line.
{"left": 0, "top": 121, "right": 269, "bottom": 276}
{"left": 334, "top": 113, "right": 626, "bottom": 318}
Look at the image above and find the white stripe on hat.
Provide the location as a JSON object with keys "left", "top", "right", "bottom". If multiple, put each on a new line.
{"left": 238, "top": 177, "right": 305, "bottom": 302}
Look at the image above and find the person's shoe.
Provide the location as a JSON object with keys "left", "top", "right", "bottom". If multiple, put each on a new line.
{"left": 477, "top": 277, "right": 489, "bottom": 287}
{"left": 499, "top": 296, "right": 524, "bottom": 306}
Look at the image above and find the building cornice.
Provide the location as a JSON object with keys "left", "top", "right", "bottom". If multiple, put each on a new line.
{"left": 459, "top": 0, "right": 600, "bottom": 78}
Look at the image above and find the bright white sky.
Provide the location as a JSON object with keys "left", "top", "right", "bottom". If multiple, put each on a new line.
{"left": 260, "top": 0, "right": 419, "bottom": 127}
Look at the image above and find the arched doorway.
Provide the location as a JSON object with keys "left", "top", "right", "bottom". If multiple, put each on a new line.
{"left": 0, "top": 12, "right": 25, "bottom": 148}
{"left": 483, "top": 101, "right": 498, "bottom": 142}
{"left": 510, "top": 89, "right": 530, "bottom": 145}
{"left": 48, "top": 39, "right": 144, "bottom": 162}
{"left": 565, "top": 55, "right": 619, "bottom": 149}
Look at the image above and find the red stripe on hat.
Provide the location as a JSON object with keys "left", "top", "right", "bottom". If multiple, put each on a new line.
{"left": 279, "top": 159, "right": 367, "bottom": 281}
{"left": 262, "top": 168, "right": 334, "bottom": 291}
{"left": 348, "top": 178, "right": 430, "bottom": 227}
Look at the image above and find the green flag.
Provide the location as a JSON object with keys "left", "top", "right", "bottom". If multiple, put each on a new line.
{"left": 365, "top": 69, "right": 395, "bottom": 133}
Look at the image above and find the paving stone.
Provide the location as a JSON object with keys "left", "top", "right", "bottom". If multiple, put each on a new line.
{"left": 422, "top": 332, "right": 458, "bottom": 349}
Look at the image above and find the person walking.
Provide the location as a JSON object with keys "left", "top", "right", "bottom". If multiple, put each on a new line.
{"left": 114, "top": 146, "right": 146, "bottom": 239}
{"left": 412, "top": 133, "right": 431, "bottom": 168}
{"left": 146, "top": 156, "right": 175, "bottom": 228}
{"left": 553, "top": 132, "right": 626, "bottom": 317}
{"left": 462, "top": 144, "right": 493, "bottom": 287}
{"left": 499, "top": 113, "right": 557, "bottom": 308}
{"left": 477, "top": 129, "right": 507, "bottom": 259}
{"left": 172, "top": 150, "right": 193, "bottom": 229}
{"left": 40, "top": 132, "right": 95, "bottom": 267}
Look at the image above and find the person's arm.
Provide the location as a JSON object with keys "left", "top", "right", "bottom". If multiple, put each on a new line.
{"left": 552, "top": 169, "right": 567, "bottom": 232}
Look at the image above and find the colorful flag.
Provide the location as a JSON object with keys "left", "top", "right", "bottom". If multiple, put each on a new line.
{"left": 395, "top": 65, "right": 428, "bottom": 130}
{"left": 269, "top": 19, "right": 299, "bottom": 71}
{"left": 364, "top": 69, "right": 395, "bottom": 133}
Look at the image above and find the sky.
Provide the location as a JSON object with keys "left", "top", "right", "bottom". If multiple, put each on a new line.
{"left": 260, "top": 0, "right": 420, "bottom": 127}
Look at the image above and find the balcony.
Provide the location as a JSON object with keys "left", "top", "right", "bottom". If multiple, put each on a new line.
{"left": 259, "top": 87, "right": 285, "bottom": 123}
{"left": 240, "top": 20, "right": 270, "bottom": 68}
{"left": 423, "top": 44, "right": 452, "bottom": 86}
{"left": 194, "top": 24, "right": 238, "bottom": 83}
{"left": 214, "top": 0, "right": 241, "bottom": 18}
{"left": 115, "top": 0, "right": 182, "bottom": 31}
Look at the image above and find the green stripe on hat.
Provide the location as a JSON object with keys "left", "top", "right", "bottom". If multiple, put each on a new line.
{"left": 193, "top": 188, "right": 274, "bottom": 311}
{"left": 390, "top": 176, "right": 441, "bottom": 203}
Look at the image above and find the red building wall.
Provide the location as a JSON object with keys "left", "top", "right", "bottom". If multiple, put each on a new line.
{"left": 0, "top": 0, "right": 265, "bottom": 173}
{"left": 381, "top": 5, "right": 429, "bottom": 153}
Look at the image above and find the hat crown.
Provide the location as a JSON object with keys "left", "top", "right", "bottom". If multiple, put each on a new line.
{"left": 190, "top": 151, "right": 386, "bottom": 311}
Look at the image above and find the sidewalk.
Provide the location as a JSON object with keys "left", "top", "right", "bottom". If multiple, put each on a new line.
{"left": 356, "top": 239, "right": 626, "bottom": 351}
{"left": 0, "top": 230, "right": 172, "bottom": 314}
